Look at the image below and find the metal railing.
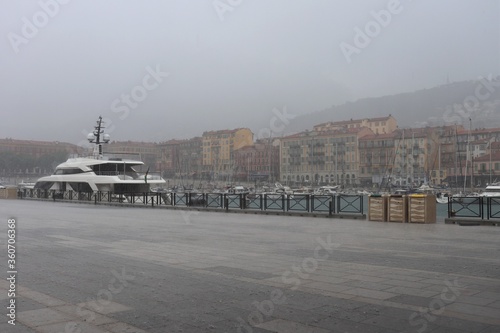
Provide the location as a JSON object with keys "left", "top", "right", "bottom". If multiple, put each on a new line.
{"left": 487, "top": 197, "right": 500, "bottom": 219}
{"left": 17, "top": 189, "right": 365, "bottom": 216}
{"left": 287, "top": 194, "right": 310, "bottom": 212}
{"left": 338, "top": 195, "right": 363, "bottom": 214}
{"left": 448, "top": 196, "right": 483, "bottom": 219}
{"left": 312, "top": 195, "right": 332, "bottom": 213}
{"left": 447, "top": 195, "right": 500, "bottom": 220}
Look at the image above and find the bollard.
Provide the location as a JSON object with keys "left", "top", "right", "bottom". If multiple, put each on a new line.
{"left": 225, "top": 197, "right": 229, "bottom": 212}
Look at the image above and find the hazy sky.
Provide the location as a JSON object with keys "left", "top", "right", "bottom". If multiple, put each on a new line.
{"left": 1, "top": 0, "right": 499, "bottom": 145}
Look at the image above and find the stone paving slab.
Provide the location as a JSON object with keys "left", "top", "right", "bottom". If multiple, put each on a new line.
{"left": 17, "top": 308, "right": 71, "bottom": 327}
{"left": 101, "top": 322, "right": 148, "bottom": 333}
{"left": 36, "top": 321, "right": 111, "bottom": 333}
{"left": 384, "top": 286, "right": 442, "bottom": 298}
{"left": 17, "top": 289, "right": 67, "bottom": 307}
{"left": 1, "top": 200, "right": 500, "bottom": 332}
{"left": 256, "top": 319, "right": 330, "bottom": 333}
{"left": 341, "top": 287, "right": 398, "bottom": 300}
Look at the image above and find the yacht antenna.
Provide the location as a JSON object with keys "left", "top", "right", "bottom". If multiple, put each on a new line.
{"left": 87, "top": 116, "right": 110, "bottom": 159}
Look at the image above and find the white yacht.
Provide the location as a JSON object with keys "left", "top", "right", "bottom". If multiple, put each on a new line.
{"left": 34, "top": 117, "right": 166, "bottom": 193}
{"left": 479, "top": 183, "right": 500, "bottom": 197}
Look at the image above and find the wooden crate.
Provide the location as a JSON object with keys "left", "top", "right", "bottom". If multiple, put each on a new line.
{"left": 408, "top": 194, "right": 436, "bottom": 223}
{"left": 388, "top": 195, "right": 408, "bottom": 223}
{"left": 0, "top": 188, "right": 18, "bottom": 199}
{"left": 368, "top": 195, "right": 387, "bottom": 221}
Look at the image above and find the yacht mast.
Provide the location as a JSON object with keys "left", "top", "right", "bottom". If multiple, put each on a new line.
{"left": 87, "top": 116, "right": 110, "bottom": 159}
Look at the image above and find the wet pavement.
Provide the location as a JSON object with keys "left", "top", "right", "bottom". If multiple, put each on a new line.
{"left": 1, "top": 200, "right": 499, "bottom": 333}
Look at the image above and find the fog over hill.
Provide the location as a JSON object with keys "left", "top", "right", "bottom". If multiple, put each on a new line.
{"left": 283, "top": 77, "right": 500, "bottom": 136}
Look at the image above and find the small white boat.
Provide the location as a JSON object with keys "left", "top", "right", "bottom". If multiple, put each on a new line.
{"left": 18, "top": 181, "right": 36, "bottom": 189}
{"left": 225, "top": 185, "right": 250, "bottom": 195}
{"left": 479, "top": 183, "right": 500, "bottom": 197}
{"left": 314, "top": 185, "right": 339, "bottom": 195}
{"left": 436, "top": 192, "right": 450, "bottom": 204}
{"left": 357, "top": 189, "right": 372, "bottom": 196}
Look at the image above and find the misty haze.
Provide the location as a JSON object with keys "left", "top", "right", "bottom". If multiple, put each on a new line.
{"left": 1, "top": 1, "right": 500, "bottom": 333}
{"left": 1, "top": 1, "right": 498, "bottom": 144}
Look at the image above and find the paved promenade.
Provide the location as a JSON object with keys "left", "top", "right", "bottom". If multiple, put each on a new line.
{"left": 1, "top": 200, "right": 499, "bottom": 333}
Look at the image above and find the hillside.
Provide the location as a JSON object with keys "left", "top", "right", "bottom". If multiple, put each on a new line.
{"left": 286, "top": 77, "right": 500, "bottom": 133}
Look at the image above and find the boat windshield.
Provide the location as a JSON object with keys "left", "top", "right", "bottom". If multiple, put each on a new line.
{"left": 54, "top": 168, "right": 85, "bottom": 175}
{"left": 91, "top": 163, "right": 140, "bottom": 179}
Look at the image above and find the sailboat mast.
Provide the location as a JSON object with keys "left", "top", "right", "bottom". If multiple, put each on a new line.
{"left": 464, "top": 118, "right": 472, "bottom": 194}
{"left": 455, "top": 125, "right": 460, "bottom": 192}
{"left": 469, "top": 118, "right": 473, "bottom": 192}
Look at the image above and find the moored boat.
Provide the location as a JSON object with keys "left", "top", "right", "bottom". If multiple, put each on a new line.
{"left": 479, "top": 183, "right": 500, "bottom": 197}
{"left": 436, "top": 192, "right": 450, "bottom": 204}
{"left": 34, "top": 117, "right": 166, "bottom": 194}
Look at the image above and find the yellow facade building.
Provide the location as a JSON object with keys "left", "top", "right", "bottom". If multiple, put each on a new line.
{"left": 202, "top": 128, "right": 253, "bottom": 175}
{"left": 313, "top": 115, "right": 397, "bottom": 135}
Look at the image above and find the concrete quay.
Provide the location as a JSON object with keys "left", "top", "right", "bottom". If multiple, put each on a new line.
{"left": 1, "top": 200, "right": 499, "bottom": 333}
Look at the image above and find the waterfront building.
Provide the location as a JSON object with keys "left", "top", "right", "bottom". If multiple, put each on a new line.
{"left": 233, "top": 139, "right": 280, "bottom": 183}
{"left": 202, "top": 128, "right": 253, "bottom": 180}
{"left": 473, "top": 151, "right": 500, "bottom": 186}
{"left": 0, "top": 138, "right": 78, "bottom": 158}
{"left": 157, "top": 137, "right": 203, "bottom": 178}
{"left": 392, "top": 127, "right": 441, "bottom": 187}
{"left": 313, "top": 115, "right": 397, "bottom": 135}
{"left": 156, "top": 139, "right": 180, "bottom": 177}
{"left": 447, "top": 127, "right": 500, "bottom": 187}
{"left": 280, "top": 127, "right": 373, "bottom": 186}
{"left": 358, "top": 132, "right": 396, "bottom": 187}
{"left": 0, "top": 138, "right": 79, "bottom": 176}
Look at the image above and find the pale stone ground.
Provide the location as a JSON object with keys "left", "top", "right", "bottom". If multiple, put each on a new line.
{"left": 0, "top": 200, "right": 499, "bottom": 332}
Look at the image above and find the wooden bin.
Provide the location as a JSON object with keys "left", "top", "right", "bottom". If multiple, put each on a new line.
{"left": 408, "top": 194, "right": 436, "bottom": 223}
{"left": 0, "top": 188, "right": 18, "bottom": 199}
{"left": 388, "top": 195, "right": 408, "bottom": 223}
{"left": 368, "top": 195, "right": 387, "bottom": 221}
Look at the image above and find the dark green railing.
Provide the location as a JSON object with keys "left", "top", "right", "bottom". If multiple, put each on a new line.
{"left": 17, "top": 189, "right": 364, "bottom": 216}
